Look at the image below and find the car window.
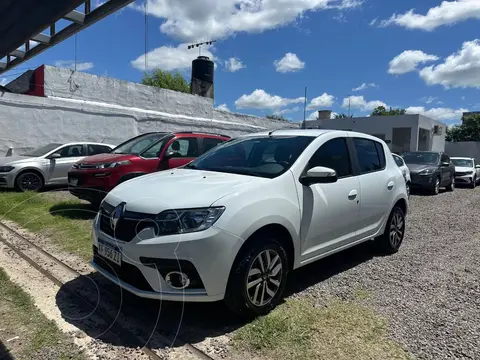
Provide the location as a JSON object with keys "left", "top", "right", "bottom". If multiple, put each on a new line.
{"left": 186, "top": 136, "right": 315, "bottom": 179}
{"left": 451, "top": 159, "right": 473, "bottom": 167}
{"left": 166, "top": 138, "right": 199, "bottom": 158}
{"left": 202, "top": 138, "right": 225, "bottom": 153}
{"left": 88, "top": 144, "right": 111, "bottom": 155}
{"left": 393, "top": 155, "right": 404, "bottom": 167}
{"left": 141, "top": 139, "right": 167, "bottom": 158}
{"left": 307, "top": 138, "right": 352, "bottom": 178}
{"left": 354, "top": 138, "right": 385, "bottom": 174}
{"left": 57, "top": 145, "right": 85, "bottom": 158}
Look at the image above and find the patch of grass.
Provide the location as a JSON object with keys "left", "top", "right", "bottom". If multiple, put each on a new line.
{"left": 233, "top": 297, "right": 411, "bottom": 360}
{"left": 0, "top": 191, "right": 93, "bottom": 260}
{"left": 0, "top": 268, "right": 86, "bottom": 359}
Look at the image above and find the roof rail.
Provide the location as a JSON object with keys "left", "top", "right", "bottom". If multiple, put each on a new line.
{"left": 174, "top": 131, "right": 231, "bottom": 138}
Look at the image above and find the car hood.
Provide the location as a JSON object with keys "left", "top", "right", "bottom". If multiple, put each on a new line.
{"left": 455, "top": 166, "right": 473, "bottom": 172}
{"left": 0, "top": 155, "right": 38, "bottom": 166}
{"left": 103, "top": 168, "right": 268, "bottom": 214}
{"left": 406, "top": 163, "right": 437, "bottom": 172}
{"left": 78, "top": 153, "right": 136, "bottom": 164}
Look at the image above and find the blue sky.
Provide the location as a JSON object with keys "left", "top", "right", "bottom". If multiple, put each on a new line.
{"left": 1, "top": 0, "right": 480, "bottom": 124}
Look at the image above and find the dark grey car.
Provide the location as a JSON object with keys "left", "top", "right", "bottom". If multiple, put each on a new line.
{"left": 402, "top": 151, "right": 455, "bottom": 195}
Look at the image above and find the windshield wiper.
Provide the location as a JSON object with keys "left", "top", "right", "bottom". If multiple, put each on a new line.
{"left": 184, "top": 163, "right": 197, "bottom": 169}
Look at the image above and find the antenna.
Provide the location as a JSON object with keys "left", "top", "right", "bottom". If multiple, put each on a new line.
{"left": 187, "top": 40, "right": 217, "bottom": 56}
{"left": 302, "top": 86, "right": 307, "bottom": 129}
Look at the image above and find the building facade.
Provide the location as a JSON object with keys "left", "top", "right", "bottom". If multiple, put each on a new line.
{"left": 305, "top": 114, "right": 446, "bottom": 153}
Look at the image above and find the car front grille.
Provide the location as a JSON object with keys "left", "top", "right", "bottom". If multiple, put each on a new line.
{"left": 78, "top": 163, "right": 99, "bottom": 169}
{"left": 93, "top": 246, "right": 155, "bottom": 291}
{"left": 99, "top": 202, "right": 157, "bottom": 242}
{"left": 456, "top": 171, "right": 471, "bottom": 176}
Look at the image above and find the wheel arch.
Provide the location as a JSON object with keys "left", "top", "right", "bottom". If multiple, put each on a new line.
{"left": 14, "top": 168, "right": 46, "bottom": 187}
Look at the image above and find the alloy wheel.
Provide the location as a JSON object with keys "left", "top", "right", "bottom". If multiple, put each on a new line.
{"left": 246, "top": 249, "right": 283, "bottom": 307}
{"left": 389, "top": 211, "right": 404, "bottom": 248}
{"left": 435, "top": 179, "right": 440, "bottom": 194}
{"left": 19, "top": 173, "right": 42, "bottom": 191}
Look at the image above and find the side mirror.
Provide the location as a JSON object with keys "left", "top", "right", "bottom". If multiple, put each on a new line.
{"left": 441, "top": 161, "right": 450, "bottom": 167}
{"left": 47, "top": 153, "right": 61, "bottom": 160}
{"left": 300, "top": 166, "right": 338, "bottom": 186}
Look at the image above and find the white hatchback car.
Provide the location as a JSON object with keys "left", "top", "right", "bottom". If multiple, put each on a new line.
{"left": 393, "top": 153, "right": 411, "bottom": 197}
{"left": 91, "top": 130, "right": 408, "bottom": 316}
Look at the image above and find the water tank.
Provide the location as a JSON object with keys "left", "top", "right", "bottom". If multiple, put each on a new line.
{"left": 191, "top": 56, "right": 214, "bottom": 99}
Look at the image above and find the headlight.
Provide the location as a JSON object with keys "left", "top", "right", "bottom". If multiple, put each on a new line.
{"left": 0, "top": 166, "right": 14, "bottom": 173}
{"left": 419, "top": 168, "right": 434, "bottom": 176}
{"left": 97, "top": 160, "right": 131, "bottom": 169}
{"left": 154, "top": 207, "right": 225, "bottom": 235}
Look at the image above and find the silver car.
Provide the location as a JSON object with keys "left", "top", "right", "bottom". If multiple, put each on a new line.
{"left": 0, "top": 142, "right": 114, "bottom": 192}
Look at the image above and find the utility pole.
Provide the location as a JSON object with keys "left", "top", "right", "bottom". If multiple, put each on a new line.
{"left": 302, "top": 86, "right": 307, "bottom": 129}
{"left": 348, "top": 95, "right": 351, "bottom": 117}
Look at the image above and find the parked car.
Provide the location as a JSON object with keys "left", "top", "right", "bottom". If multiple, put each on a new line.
{"left": 401, "top": 151, "right": 455, "bottom": 195}
{"left": 68, "top": 131, "right": 230, "bottom": 205}
{"left": 91, "top": 129, "right": 408, "bottom": 316}
{"left": 451, "top": 157, "right": 480, "bottom": 188}
{"left": 0, "top": 142, "right": 114, "bottom": 192}
{"left": 393, "top": 153, "right": 411, "bottom": 197}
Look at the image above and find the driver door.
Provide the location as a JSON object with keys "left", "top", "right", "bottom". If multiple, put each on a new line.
{"left": 48, "top": 144, "right": 86, "bottom": 184}
{"left": 160, "top": 137, "right": 200, "bottom": 170}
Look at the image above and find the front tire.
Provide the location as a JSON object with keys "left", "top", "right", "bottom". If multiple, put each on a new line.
{"left": 471, "top": 176, "right": 476, "bottom": 189}
{"left": 447, "top": 176, "right": 455, "bottom": 192}
{"left": 224, "top": 237, "right": 289, "bottom": 317}
{"left": 431, "top": 177, "right": 440, "bottom": 195}
{"left": 15, "top": 171, "right": 44, "bottom": 192}
{"left": 375, "top": 206, "right": 406, "bottom": 254}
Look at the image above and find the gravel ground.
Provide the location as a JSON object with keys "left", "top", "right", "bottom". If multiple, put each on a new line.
{"left": 292, "top": 187, "right": 480, "bottom": 360}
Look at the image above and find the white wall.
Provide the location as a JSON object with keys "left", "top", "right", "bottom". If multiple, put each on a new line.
{"left": 445, "top": 142, "right": 480, "bottom": 162}
{"left": 0, "top": 92, "right": 297, "bottom": 156}
{"left": 418, "top": 115, "right": 446, "bottom": 152}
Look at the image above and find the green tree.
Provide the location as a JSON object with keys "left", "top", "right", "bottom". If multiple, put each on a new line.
{"left": 266, "top": 114, "right": 288, "bottom": 121}
{"left": 370, "top": 106, "right": 407, "bottom": 116}
{"left": 334, "top": 113, "right": 353, "bottom": 118}
{"left": 142, "top": 69, "right": 190, "bottom": 93}
{"left": 446, "top": 113, "right": 480, "bottom": 142}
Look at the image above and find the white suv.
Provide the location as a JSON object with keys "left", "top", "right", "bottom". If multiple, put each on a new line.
{"left": 91, "top": 130, "right": 408, "bottom": 316}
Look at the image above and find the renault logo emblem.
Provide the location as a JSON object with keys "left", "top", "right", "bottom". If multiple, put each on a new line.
{"left": 110, "top": 202, "right": 126, "bottom": 231}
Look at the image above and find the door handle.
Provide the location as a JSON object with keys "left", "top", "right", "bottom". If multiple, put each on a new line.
{"left": 387, "top": 181, "right": 395, "bottom": 190}
{"left": 348, "top": 189, "right": 358, "bottom": 200}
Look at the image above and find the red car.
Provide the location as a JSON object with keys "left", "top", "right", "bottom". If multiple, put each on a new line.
{"left": 68, "top": 131, "right": 230, "bottom": 205}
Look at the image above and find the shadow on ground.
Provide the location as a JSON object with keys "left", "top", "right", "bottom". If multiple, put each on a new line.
{"left": 56, "top": 242, "right": 379, "bottom": 352}
{"left": 0, "top": 340, "right": 14, "bottom": 360}
{"left": 49, "top": 203, "right": 98, "bottom": 220}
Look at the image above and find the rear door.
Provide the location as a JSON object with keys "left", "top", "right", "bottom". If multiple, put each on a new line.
{"left": 352, "top": 137, "right": 395, "bottom": 239}
{"left": 161, "top": 136, "right": 200, "bottom": 169}
{"left": 199, "top": 136, "right": 227, "bottom": 155}
{"left": 87, "top": 144, "right": 112, "bottom": 156}
{"left": 440, "top": 153, "right": 453, "bottom": 185}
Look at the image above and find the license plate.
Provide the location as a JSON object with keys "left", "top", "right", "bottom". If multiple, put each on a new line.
{"left": 69, "top": 178, "right": 78, "bottom": 186}
{"left": 98, "top": 242, "right": 122, "bottom": 266}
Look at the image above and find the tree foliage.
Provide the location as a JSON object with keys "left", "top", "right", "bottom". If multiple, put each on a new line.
{"left": 266, "top": 114, "right": 288, "bottom": 121}
{"left": 334, "top": 113, "right": 353, "bottom": 118}
{"left": 142, "top": 69, "right": 190, "bottom": 93}
{"left": 446, "top": 114, "right": 480, "bottom": 142}
{"left": 370, "top": 106, "right": 407, "bottom": 117}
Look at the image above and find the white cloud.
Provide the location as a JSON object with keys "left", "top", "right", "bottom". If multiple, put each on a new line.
{"left": 133, "top": 0, "right": 362, "bottom": 42}
{"left": 342, "top": 95, "right": 387, "bottom": 111}
{"left": 388, "top": 50, "right": 439, "bottom": 75}
{"left": 421, "top": 96, "right": 438, "bottom": 104}
{"left": 224, "top": 57, "right": 245, "bottom": 72}
{"left": 54, "top": 60, "right": 94, "bottom": 71}
{"left": 306, "top": 93, "right": 335, "bottom": 110}
{"left": 131, "top": 43, "right": 215, "bottom": 71}
{"left": 461, "top": 96, "right": 466, "bottom": 100}
{"left": 352, "top": 82, "right": 378, "bottom": 91}
{"left": 235, "top": 89, "right": 304, "bottom": 110}
{"left": 419, "top": 39, "right": 480, "bottom": 89}
{"left": 0, "top": 78, "right": 8, "bottom": 86}
{"left": 274, "top": 53, "right": 305, "bottom": 73}
{"left": 406, "top": 106, "right": 468, "bottom": 122}
{"left": 333, "top": 13, "right": 348, "bottom": 23}
{"left": 215, "top": 103, "right": 231, "bottom": 112}
{"left": 275, "top": 106, "right": 301, "bottom": 115}
{"left": 379, "top": 0, "right": 480, "bottom": 31}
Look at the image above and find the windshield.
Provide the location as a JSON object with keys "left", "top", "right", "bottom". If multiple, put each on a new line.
{"left": 185, "top": 135, "right": 315, "bottom": 178}
{"left": 112, "top": 133, "right": 168, "bottom": 155}
{"left": 22, "top": 143, "right": 62, "bottom": 157}
{"left": 402, "top": 152, "right": 439, "bottom": 165}
{"left": 451, "top": 159, "right": 473, "bottom": 167}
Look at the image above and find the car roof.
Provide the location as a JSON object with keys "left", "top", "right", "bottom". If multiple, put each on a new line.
{"left": 62, "top": 142, "right": 115, "bottom": 147}
{"left": 239, "top": 129, "right": 388, "bottom": 141}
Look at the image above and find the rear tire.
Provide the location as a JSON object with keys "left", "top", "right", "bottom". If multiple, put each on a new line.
{"left": 224, "top": 237, "right": 289, "bottom": 318}
{"left": 15, "top": 171, "right": 44, "bottom": 192}
{"left": 375, "top": 206, "right": 406, "bottom": 255}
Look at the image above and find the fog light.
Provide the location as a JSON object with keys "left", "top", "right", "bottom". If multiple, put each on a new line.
{"left": 165, "top": 271, "right": 190, "bottom": 290}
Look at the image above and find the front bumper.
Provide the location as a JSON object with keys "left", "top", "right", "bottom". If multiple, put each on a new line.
{"left": 68, "top": 170, "right": 118, "bottom": 201}
{"left": 91, "top": 215, "right": 243, "bottom": 302}
{"left": 409, "top": 173, "right": 435, "bottom": 188}
{"left": 455, "top": 174, "right": 474, "bottom": 184}
{"left": 0, "top": 172, "right": 16, "bottom": 188}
